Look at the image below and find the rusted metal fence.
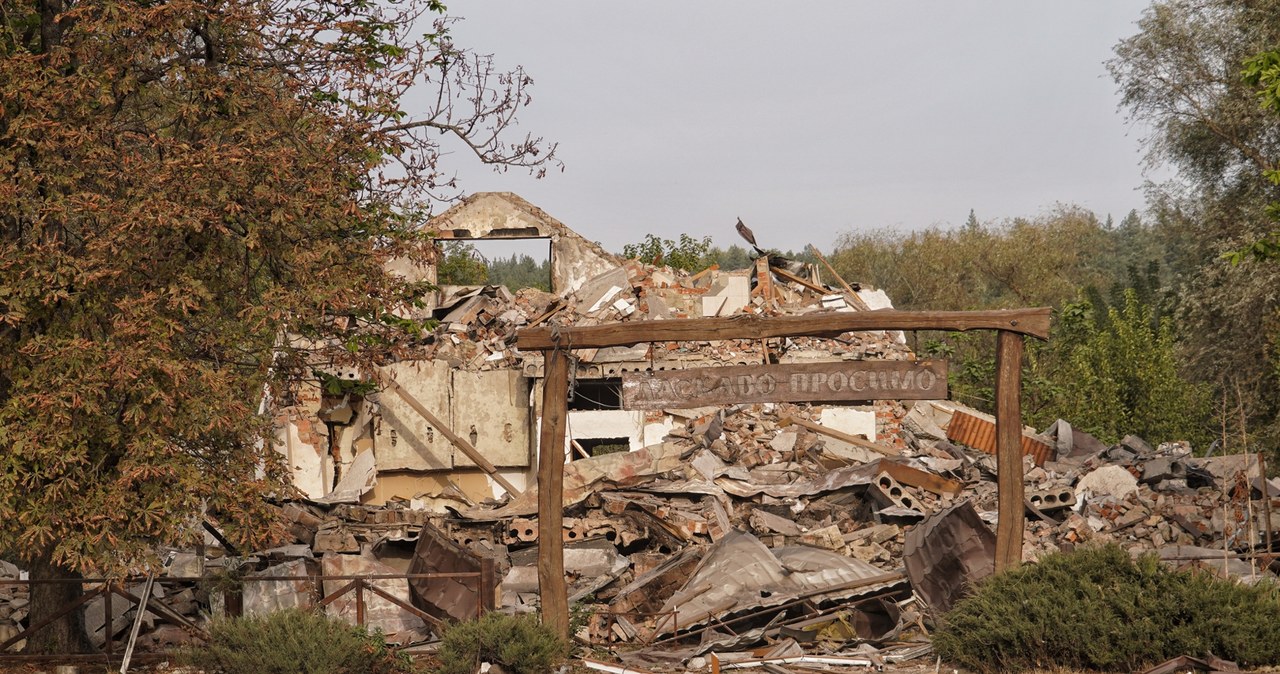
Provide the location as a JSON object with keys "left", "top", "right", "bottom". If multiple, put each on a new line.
{"left": 0, "top": 570, "right": 488, "bottom": 665}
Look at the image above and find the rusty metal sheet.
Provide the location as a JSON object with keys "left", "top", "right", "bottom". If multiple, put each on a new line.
{"left": 946, "top": 409, "right": 1054, "bottom": 466}
{"left": 408, "top": 521, "right": 496, "bottom": 623}
{"left": 621, "top": 360, "right": 947, "bottom": 410}
{"left": 653, "top": 530, "right": 905, "bottom": 637}
{"left": 902, "top": 500, "right": 995, "bottom": 615}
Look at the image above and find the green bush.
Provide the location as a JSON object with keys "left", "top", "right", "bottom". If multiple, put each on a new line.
{"left": 435, "top": 612, "right": 570, "bottom": 674}
{"left": 934, "top": 545, "right": 1280, "bottom": 673}
{"left": 179, "top": 609, "right": 415, "bottom": 674}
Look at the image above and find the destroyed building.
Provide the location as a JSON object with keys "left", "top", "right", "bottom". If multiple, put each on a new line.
{"left": 274, "top": 191, "right": 913, "bottom": 511}
{"left": 3, "top": 193, "right": 1276, "bottom": 671}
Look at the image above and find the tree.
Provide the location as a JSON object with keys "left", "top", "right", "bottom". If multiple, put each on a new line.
{"left": 0, "top": 0, "right": 556, "bottom": 653}
{"left": 437, "top": 242, "right": 491, "bottom": 286}
{"left": 487, "top": 253, "right": 551, "bottom": 291}
{"left": 1235, "top": 48, "right": 1280, "bottom": 261}
{"left": 621, "top": 233, "right": 714, "bottom": 272}
{"left": 1028, "top": 292, "right": 1212, "bottom": 447}
{"left": 1109, "top": 0, "right": 1280, "bottom": 452}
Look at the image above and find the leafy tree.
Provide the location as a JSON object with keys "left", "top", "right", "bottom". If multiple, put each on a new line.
{"left": 831, "top": 207, "right": 1212, "bottom": 443}
{"left": 1031, "top": 291, "right": 1212, "bottom": 446}
{"left": 829, "top": 206, "right": 1117, "bottom": 312}
{"left": 0, "top": 0, "right": 555, "bottom": 654}
{"left": 437, "top": 242, "right": 491, "bottom": 286}
{"left": 487, "top": 253, "right": 552, "bottom": 291}
{"left": 1110, "top": 0, "right": 1280, "bottom": 452}
{"left": 706, "top": 244, "right": 754, "bottom": 271}
{"left": 1235, "top": 49, "right": 1280, "bottom": 261}
{"left": 622, "top": 233, "right": 713, "bottom": 272}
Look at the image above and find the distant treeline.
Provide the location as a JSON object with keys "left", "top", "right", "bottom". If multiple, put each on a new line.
{"left": 824, "top": 207, "right": 1214, "bottom": 448}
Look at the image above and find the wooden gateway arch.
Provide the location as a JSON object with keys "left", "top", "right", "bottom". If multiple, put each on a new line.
{"left": 516, "top": 308, "right": 1051, "bottom": 637}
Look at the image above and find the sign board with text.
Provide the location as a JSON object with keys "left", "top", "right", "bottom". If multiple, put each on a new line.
{"left": 620, "top": 360, "right": 947, "bottom": 410}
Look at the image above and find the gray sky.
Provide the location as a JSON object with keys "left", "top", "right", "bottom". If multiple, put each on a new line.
{"left": 430, "top": 2, "right": 1155, "bottom": 256}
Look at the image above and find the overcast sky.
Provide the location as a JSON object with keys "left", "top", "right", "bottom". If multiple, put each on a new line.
{"left": 429, "top": 2, "right": 1156, "bottom": 256}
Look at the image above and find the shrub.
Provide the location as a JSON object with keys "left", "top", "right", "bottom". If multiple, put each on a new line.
{"left": 179, "top": 608, "right": 415, "bottom": 674}
{"left": 435, "top": 612, "right": 570, "bottom": 674}
{"left": 933, "top": 544, "right": 1280, "bottom": 673}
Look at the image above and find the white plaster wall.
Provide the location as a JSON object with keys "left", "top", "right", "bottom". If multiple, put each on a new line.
{"left": 819, "top": 407, "right": 877, "bottom": 442}
{"left": 276, "top": 421, "right": 329, "bottom": 498}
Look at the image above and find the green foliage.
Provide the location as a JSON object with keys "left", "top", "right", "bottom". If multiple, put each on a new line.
{"left": 179, "top": 609, "right": 415, "bottom": 674}
{"left": 622, "top": 233, "right": 714, "bottom": 272}
{"left": 435, "top": 613, "right": 570, "bottom": 674}
{"left": 934, "top": 545, "right": 1280, "bottom": 673}
{"left": 829, "top": 206, "right": 1117, "bottom": 312}
{"left": 829, "top": 208, "right": 1213, "bottom": 446}
{"left": 487, "top": 253, "right": 552, "bottom": 292}
{"left": 436, "top": 242, "right": 552, "bottom": 291}
{"left": 437, "top": 242, "right": 490, "bottom": 286}
{"left": 1110, "top": 0, "right": 1280, "bottom": 454}
{"left": 1030, "top": 291, "right": 1212, "bottom": 446}
{"left": 706, "top": 244, "right": 755, "bottom": 270}
{"left": 313, "top": 370, "right": 379, "bottom": 397}
{"left": 1231, "top": 48, "right": 1280, "bottom": 263}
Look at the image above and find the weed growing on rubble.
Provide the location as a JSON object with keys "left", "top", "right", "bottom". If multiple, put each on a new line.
{"left": 435, "top": 612, "right": 570, "bottom": 674}
{"left": 934, "top": 544, "right": 1280, "bottom": 672}
{"left": 179, "top": 609, "right": 415, "bottom": 674}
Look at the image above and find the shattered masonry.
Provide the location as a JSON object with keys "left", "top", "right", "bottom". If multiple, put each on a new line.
{"left": 2, "top": 193, "right": 1276, "bottom": 668}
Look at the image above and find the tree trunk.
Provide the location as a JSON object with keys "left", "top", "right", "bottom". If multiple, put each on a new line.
{"left": 39, "top": 0, "right": 65, "bottom": 54}
{"left": 24, "top": 552, "right": 93, "bottom": 655}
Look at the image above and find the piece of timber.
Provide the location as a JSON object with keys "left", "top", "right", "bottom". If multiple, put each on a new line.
{"left": 517, "top": 308, "right": 1051, "bottom": 350}
{"left": 807, "top": 244, "right": 872, "bottom": 311}
{"left": 622, "top": 360, "right": 946, "bottom": 409}
{"left": 386, "top": 380, "right": 523, "bottom": 498}
{"left": 769, "top": 265, "right": 830, "bottom": 296}
{"left": 537, "top": 349, "right": 571, "bottom": 638}
{"left": 994, "top": 330, "right": 1026, "bottom": 572}
{"left": 878, "top": 459, "right": 964, "bottom": 496}
{"left": 780, "top": 416, "right": 900, "bottom": 456}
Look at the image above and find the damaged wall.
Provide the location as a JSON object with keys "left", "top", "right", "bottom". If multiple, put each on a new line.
{"left": 427, "top": 192, "right": 623, "bottom": 295}
{"left": 271, "top": 192, "right": 919, "bottom": 516}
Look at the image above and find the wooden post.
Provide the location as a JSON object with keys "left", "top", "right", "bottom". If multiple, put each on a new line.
{"left": 355, "top": 579, "right": 366, "bottom": 627}
{"left": 994, "top": 330, "right": 1026, "bottom": 572}
{"left": 537, "top": 349, "right": 570, "bottom": 638}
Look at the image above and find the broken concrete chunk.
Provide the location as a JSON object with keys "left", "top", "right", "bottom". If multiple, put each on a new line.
{"left": 1027, "top": 488, "right": 1076, "bottom": 512}
{"left": 1076, "top": 465, "right": 1139, "bottom": 502}
{"left": 749, "top": 508, "right": 805, "bottom": 537}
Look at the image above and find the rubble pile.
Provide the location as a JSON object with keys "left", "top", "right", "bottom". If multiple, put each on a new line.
{"left": 2, "top": 222, "right": 1277, "bottom": 671}
{"left": 418, "top": 259, "right": 914, "bottom": 378}
{"left": 0, "top": 561, "right": 28, "bottom": 650}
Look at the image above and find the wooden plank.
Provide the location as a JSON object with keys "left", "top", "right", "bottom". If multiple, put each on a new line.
{"left": 807, "top": 244, "right": 872, "bottom": 311}
{"left": 994, "top": 330, "right": 1026, "bottom": 572}
{"left": 622, "top": 360, "right": 947, "bottom": 409}
{"left": 769, "top": 265, "right": 829, "bottom": 295}
{"left": 537, "top": 349, "right": 570, "bottom": 638}
{"left": 517, "top": 308, "right": 1051, "bottom": 350}
{"left": 878, "top": 459, "right": 964, "bottom": 496}
{"left": 386, "top": 380, "right": 523, "bottom": 497}
{"left": 780, "top": 416, "right": 900, "bottom": 457}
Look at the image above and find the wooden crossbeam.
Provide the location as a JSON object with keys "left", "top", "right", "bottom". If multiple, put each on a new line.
{"left": 518, "top": 308, "right": 1051, "bottom": 350}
